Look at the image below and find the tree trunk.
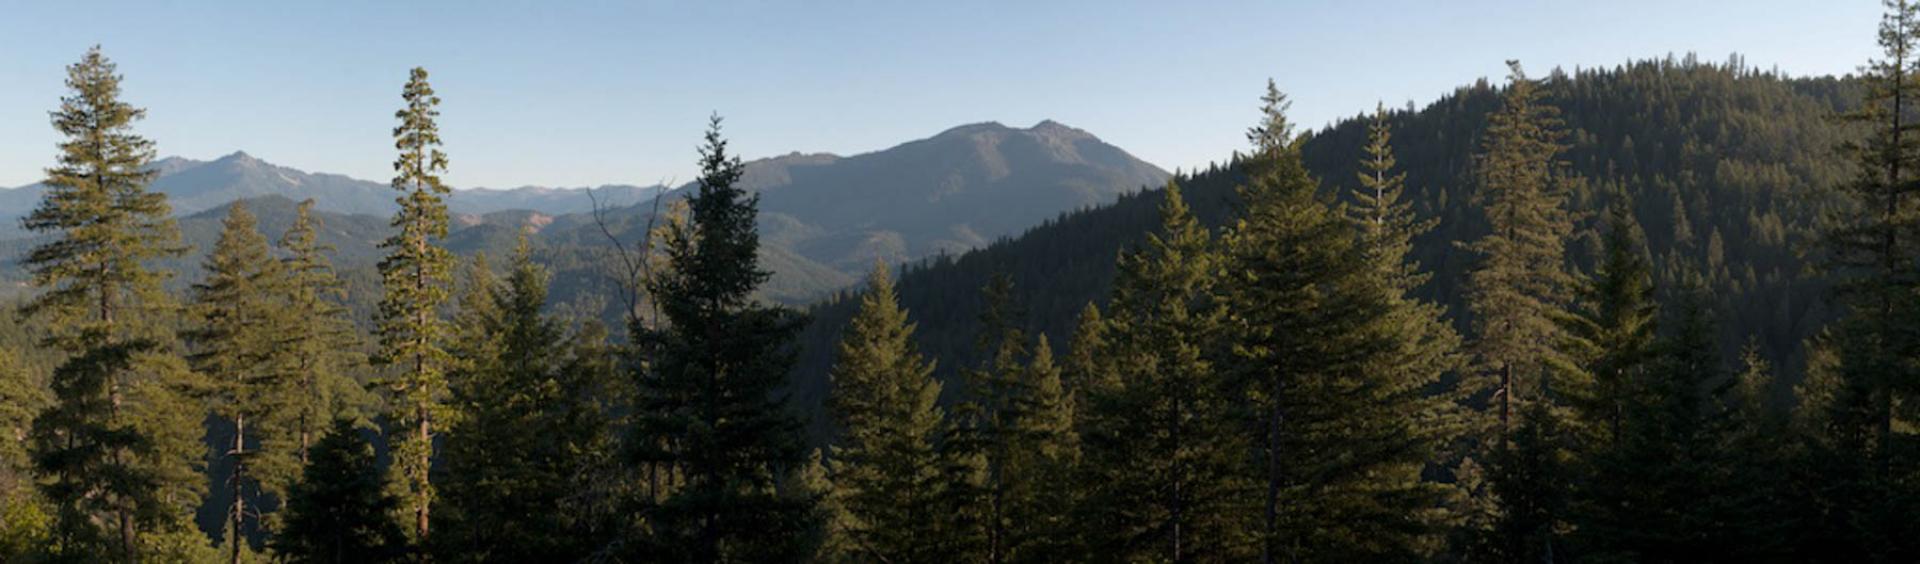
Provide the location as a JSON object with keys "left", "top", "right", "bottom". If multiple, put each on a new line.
{"left": 231, "top": 413, "right": 246, "bottom": 564}
{"left": 417, "top": 407, "right": 431, "bottom": 542}
{"left": 1500, "top": 363, "right": 1513, "bottom": 447}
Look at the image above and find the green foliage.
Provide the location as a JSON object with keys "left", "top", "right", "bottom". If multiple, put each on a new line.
{"left": 187, "top": 201, "right": 296, "bottom": 560}
{"left": 435, "top": 237, "right": 623, "bottom": 561}
{"left": 1079, "top": 181, "right": 1255, "bottom": 561}
{"left": 943, "top": 274, "right": 1079, "bottom": 562}
{"left": 372, "top": 66, "right": 456, "bottom": 544}
{"left": 275, "top": 418, "right": 406, "bottom": 563}
{"left": 1561, "top": 195, "right": 1659, "bottom": 443}
{"left": 276, "top": 200, "right": 371, "bottom": 481}
{"left": 626, "top": 115, "right": 820, "bottom": 561}
{"left": 822, "top": 263, "right": 957, "bottom": 561}
{"left": 0, "top": 346, "right": 45, "bottom": 499}
{"left": 1462, "top": 62, "right": 1585, "bottom": 442}
{"left": 1226, "top": 83, "right": 1429, "bottom": 562}
{"left": 18, "top": 47, "right": 198, "bottom": 563}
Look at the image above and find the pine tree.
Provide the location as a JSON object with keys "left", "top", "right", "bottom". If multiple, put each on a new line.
{"left": 824, "top": 263, "right": 952, "bottom": 561}
{"left": 372, "top": 67, "right": 456, "bottom": 544}
{"left": 1009, "top": 336, "right": 1077, "bottom": 561}
{"left": 1062, "top": 303, "right": 1113, "bottom": 424}
{"left": 187, "top": 201, "right": 294, "bottom": 564}
{"left": 627, "top": 115, "right": 818, "bottom": 561}
{"left": 275, "top": 200, "right": 365, "bottom": 477}
{"left": 1223, "top": 80, "right": 1422, "bottom": 562}
{"left": 1561, "top": 195, "right": 1658, "bottom": 443}
{"left": 1082, "top": 181, "right": 1254, "bottom": 561}
{"left": 1462, "top": 61, "right": 1583, "bottom": 443}
{"left": 437, "top": 237, "right": 619, "bottom": 561}
{"left": 1815, "top": 3, "right": 1920, "bottom": 558}
{"left": 1708, "top": 342, "right": 1796, "bottom": 561}
{"left": 275, "top": 418, "right": 406, "bottom": 564}
{"left": 1460, "top": 61, "right": 1584, "bottom": 561}
{"left": 947, "top": 274, "right": 1079, "bottom": 562}
{"left": 1341, "top": 105, "right": 1462, "bottom": 559}
{"left": 1573, "top": 279, "right": 1722, "bottom": 561}
{"left": 19, "top": 47, "right": 196, "bottom": 562}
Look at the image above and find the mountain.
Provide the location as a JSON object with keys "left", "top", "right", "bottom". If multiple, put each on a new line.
{"left": 2, "top": 119, "right": 1168, "bottom": 305}
{"left": 742, "top": 120, "right": 1169, "bottom": 272}
{"left": 0, "top": 151, "right": 668, "bottom": 235}
{"left": 526, "top": 119, "right": 1170, "bottom": 301}
{"left": 787, "top": 58, "right": 1859, "bottom": 436}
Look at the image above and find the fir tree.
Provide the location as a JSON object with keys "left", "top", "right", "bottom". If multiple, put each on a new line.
{"left": 1561, "top": 195, "right": 1658, "bottom": 443}
{"left": 1816, "top": 3, "right": 1920, "bottom": 558}
{"left": 824, "top": 263, "right": 952, "bottom": 562}
{"left": 1342, "top": 105, "right": 1463, "bottom": 559}
{"left": 19, "top": 47, "right": 196, "bottom": 562}
{"left": 628, "top": 115, "right": 818, "bottom": 561}
{"left": 948, "top": 274, "right": 1079, "bottom": 562}
{"left": 1082, "top": 181, "right": 1253, "bottom": 561}
{"left": 1462, "top": 61, "right": 1583, "bottom": 443}
{"left": 438, "top": 237, "right": 620, "bottom": 561}
{"left": 1062, "top": 303, "right": 1113, "bottom": 425}
{"left": 275, "top": 200, "right": 365, "bottom": 476}
{"left": 275, "top": 418, "right": 406, "bottom": 564}
{"left": 372, "top": 67, "right": 456, "bottom": 544}
{"left": 187, "top": 201, "right": 293, "bottom": 564}
{"left": 1224, "top": 80, "right": 1425, "bottom": 562}
{"left": 1573, "top": 279, "right": 1721, "bottom": 562}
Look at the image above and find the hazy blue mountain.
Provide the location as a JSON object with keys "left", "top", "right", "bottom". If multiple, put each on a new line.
{"left": 736, "top": 120, "right": 1170, "bottom": 272}
{"left": 2, "top": 119, "right": 1166, "bottom": 305}
{"left": 0, "top": 151, "right": 667, "bottom": 233}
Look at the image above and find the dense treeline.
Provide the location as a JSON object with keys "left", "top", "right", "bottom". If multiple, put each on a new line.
{"left": 3, "top": 4, "right": 1920, "bottom": 561}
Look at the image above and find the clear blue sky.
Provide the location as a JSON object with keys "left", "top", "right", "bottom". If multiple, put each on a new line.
{"left": 0, "top": 1, "right": 1883, "bottom": 189}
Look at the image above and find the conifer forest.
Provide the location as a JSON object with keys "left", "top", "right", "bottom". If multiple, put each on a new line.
{"left": 6, "top": 2, "right": 1920, "bottom": 563}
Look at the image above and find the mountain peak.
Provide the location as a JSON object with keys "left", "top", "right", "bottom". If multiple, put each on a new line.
{"left": 215, "top": 150, "right": 263, "bottom": 166}
{"left": 936, "top": 121, "right": 1011, "bottom": 137}
{"left": 1028, "top": 119, "right": 1091, "bottom": 139}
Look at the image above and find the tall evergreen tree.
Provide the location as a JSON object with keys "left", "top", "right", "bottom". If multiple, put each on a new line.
{"left": 1341, "top": 105, "right": 1463, "bottom": 558}
{"left": 1460, "top": 61, "right": 1584, "bottom": 560}
{"left": 372, "top": 67, "right": 456, "bottom": 544}
{"left": 627, "top": 115, "right": 818, "bottom": 561}
{"left": 1062, "top": 303, "right": 1113, "bottom": 424}
{"left": 1462, "top": 61, "right": 1583, "bottom": 442}
{"left": 1561, "top": 195, "right": 1658, "bottom": 443}
{"left": 948, "top": 274, "right": 1079, "bottom": 562}
{"left": 1574, "top": 279, "right": 1723, "bottom": 562}
{"left": 19, "top": 47, "right": 198, "bottom": 562}
{"left": 1082, "top": 181, "right": 1253, "bottom": 561}
{"left": 823, "top": 263, "right": 953, "bottom": 562}
{"left": 1815, "top": 2, "right": 1920, "bottom": 558}
{"left": 187, "top": 201, "right": 293, "bottom": 564}
{"left": 438, "top": 237, "right": 620, "bottom": 561}
{"left": 275, "top": 418, "right": 406, "bottom": 564}
{"left": 275, "top": 200, "right": 365, "bottom": 476}
{"left": 1223, "top": 80, "right": 1423, "bottom": 562}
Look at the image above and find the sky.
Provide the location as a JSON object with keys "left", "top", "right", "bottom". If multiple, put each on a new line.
{"left": 0, "top": 1, "right": 1885, "bottom": 189}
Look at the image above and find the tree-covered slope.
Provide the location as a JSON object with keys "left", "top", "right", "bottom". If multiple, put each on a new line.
{"left": 792, "top": 57, "right": 1860, "bottom": 433}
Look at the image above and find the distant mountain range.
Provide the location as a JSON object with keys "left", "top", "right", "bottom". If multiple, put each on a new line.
{"left": 0, "top": 151, "right": 667, "bottom": 236}
{"left": 1, "top": 120, "right": 1169, "bottom": 303}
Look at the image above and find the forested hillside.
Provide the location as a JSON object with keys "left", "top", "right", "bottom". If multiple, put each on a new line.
{"left": 9, "top": 4, "right": 1920, "bottom": 561}
{"left": 794, "top": 56, "right": 1859, "bottom": 424}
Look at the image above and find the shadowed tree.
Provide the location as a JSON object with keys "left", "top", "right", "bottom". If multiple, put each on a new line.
{"left": 627, "top": 115, "right": 820, "bottom": 561}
